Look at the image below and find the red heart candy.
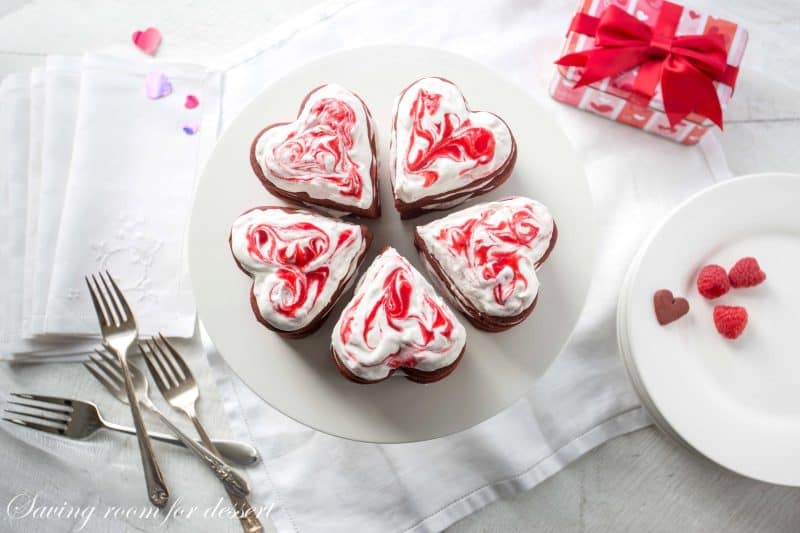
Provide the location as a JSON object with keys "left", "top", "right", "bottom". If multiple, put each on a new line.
{"left": 688, "top": 10, "right": 701, "bottom": 19}
{"left": 653, "top": 289, "right": 690, "bottom": 325}
{"left": 132, "top": 27, "right": 162, "bottom": 56}
{"left": 184, "top": 95, "right": 199, "bottom": 109}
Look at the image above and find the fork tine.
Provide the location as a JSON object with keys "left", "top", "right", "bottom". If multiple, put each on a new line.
{"left": 152, "top": 337, "right": 182, "bottom": 386}
{"left": 158, "top": 334, "right": 191, "bottom": 380}
{"left": 94, "top": 347, "right": 116, "bottom": 363}
{"left": 141, "top": 339, "right": 175, "bottom": 389}
{"left": 94, "top": 273, "right": 119, "bottom": 326}
{"left": 94, "top": 348, "right": 122, "bottom": 373}
{"left": 151, "top": 336, "right": 185, "bottom": 383}
{"left": 6, "top": 401, "right": 71, "bottom": 416}
{"left": 85, "top": 275, "right": 110, "bottom": 328}
{"left": 10, "top": 393, "right": 74, "bottom": 408}
{"left": 2, "top": 417, "right": 67, "bottom": 436}
{"left": 84, "top": 361, "right": 124, "bottom": 394}
{"left": 96, "top": 347, "right": 148, "bottom": 384}
{"left": 98, "top": 273, "right": 122, "bottom": 326}
{"left": 4, "top": 409, "right": 69, "bottom": 426}
{"left": 87, "top": 353, "right": 124, "bottom": 387}
{"left": 146, "top": 338, "right": 178, "bottom": 386}
{"left": 106, "top": 271, "right": 134, "bottom": 323}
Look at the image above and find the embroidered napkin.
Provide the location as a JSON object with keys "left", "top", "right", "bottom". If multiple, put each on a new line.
{"left": 205, "top": 0, "right": 733, "bottom": 531}
{"left": 43, "top": 54, "right": 221, "bottom": 338}
{"left": 0, "top": 72, "right": 97, "bottom": 360}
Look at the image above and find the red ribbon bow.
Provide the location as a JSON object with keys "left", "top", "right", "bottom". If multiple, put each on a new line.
{"left": 556, "top": 2, "right": 737, "bottom": 128}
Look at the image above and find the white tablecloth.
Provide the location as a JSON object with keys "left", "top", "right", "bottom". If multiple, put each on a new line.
{"left": 0, "top": 0, "right": 778, "bottom": 531}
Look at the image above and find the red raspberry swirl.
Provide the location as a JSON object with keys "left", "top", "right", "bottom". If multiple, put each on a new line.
{"left": 267, "top": 98, "right": 363, "bottom": 198}
{"left": 338, "top": 259, "right": 458, "bottom": 370}
{"left": 404, "top": 89, "right": 496, "bottom": 187}
{"left": 435, "top": 205, "right": 542, "bottom": 306}
{"left": 246, "top": 221, "right": 355, "bottom": 318}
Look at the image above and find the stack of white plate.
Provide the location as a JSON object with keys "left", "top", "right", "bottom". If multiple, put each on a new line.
{"left": 616, "top": 173, "right": 800, "bottom": 487}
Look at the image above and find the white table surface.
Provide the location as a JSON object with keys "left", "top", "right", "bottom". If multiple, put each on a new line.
{"left": 1, "top": 1, "right": 799, "bottom": 531}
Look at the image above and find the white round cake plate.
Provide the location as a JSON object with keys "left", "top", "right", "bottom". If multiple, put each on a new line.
{"left": 624, "top": 233, "right": 707, "bottom": 451}
{"left": 617, "top": 248, "right": 697, "bottom": 454}
{"left": 189, "top": 45, "right": 595, "bottom": 443}
{"left": 622, "top": 173, "right": 800, "bottom": 486}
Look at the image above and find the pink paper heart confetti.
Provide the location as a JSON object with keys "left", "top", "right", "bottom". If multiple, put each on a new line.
{"left": 145, "top": 72, "right": 172, "bottom": 99}
{"left": 182, "top": 122, "right": 199, "bottom": 135}
{"left": 184, "top": 95, "right": 199, "bottom": 109}
{"left": 132, "top": 27, "right": 162, "bottom": 55}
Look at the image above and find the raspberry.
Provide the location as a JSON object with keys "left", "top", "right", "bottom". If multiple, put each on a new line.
{"left": 697, "top": 264, "right": 730, "bottom": 299}
{"left": 728, "top": 257, "right": 766, "bottom": 288}
{"left": 713, "top": 305, "right": 748, "bottom": 339}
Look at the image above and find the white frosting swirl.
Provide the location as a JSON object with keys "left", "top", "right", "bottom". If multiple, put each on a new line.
{"left": 331, "top": 247, "right": 466, "bottom": 382}
{"left": 254, "top": 84, "right": 376, "bottom": 210}
{"left": 391, "top": 77, "right": 513, "bottom": 205}
{"left": 230, "top": 207, "right": 367, "bottom": 332}
{"left": 416, "top": 197, "right": 554, "bottom": 317}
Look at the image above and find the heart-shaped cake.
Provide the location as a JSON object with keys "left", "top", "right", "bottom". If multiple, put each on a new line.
{"left": 390, "top": 77, "right": 516, "bottom": 219}
{"left": 230, "top": 206, "right": 372, "bottom": 338}
{"left": 331, "top": 247, "right": 467, "bottom": 383}
{"left": 250, "top": 84, "right": 380, "bottom": 218}
{"left": 414, "top": 197, "right": 556, "bottom": 331}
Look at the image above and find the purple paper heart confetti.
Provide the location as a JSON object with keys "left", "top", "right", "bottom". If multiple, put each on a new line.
{"left": 145, "top": 71, "right": 172, "bottom": 99}
{"left": 182, "top": 122, "right": 199, "bottom": 135}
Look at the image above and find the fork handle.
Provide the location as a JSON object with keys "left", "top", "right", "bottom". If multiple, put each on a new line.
{"left": 115, "top": 352, "right": 170, "bottom": 508}
{"left": 189, "top": 414, "right": 264, "bottom": 533}
{"left": 102, "top": 422, "right": 259, "bottom": 467}
{"left": 153, "top": 411, "right": 251, "bottom": 498}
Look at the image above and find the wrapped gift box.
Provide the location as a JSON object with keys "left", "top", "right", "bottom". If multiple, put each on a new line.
{"left": 550, "top": 0, "right": 748, "bottom": 144}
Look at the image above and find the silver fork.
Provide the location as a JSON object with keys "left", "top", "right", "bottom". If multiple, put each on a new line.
{"left": 142, "top": 335, "right": 264, "bottom": 533}
{"left": 3, "top": 392, "right": 254, "bottom": 465}
{"left": 85, "top": 271, "right": 168, "bottom": 508}
{"left": 84, "top": 350, "right": 259, "bottom": 466}
{"left": 84, "top": 349, "right": 249, "bottom": 496}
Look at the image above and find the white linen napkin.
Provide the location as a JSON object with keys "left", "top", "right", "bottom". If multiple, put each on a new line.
{"left": 0, "top": 73, "right": 30, "bottom": 353}
{"left": 0, "top": 71, "right": 97, "bottom": 360}
{"left": 204, "top": 0, "right": 734, "bottom": 531}
{"left": 29, "top": 56, "right": 82, "bottom": 337}
{"left": 43, "top": 54, "right": 221, "bottom": 338}
{"left": 20, "top": 68, "right": 44, "bottom": 340}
